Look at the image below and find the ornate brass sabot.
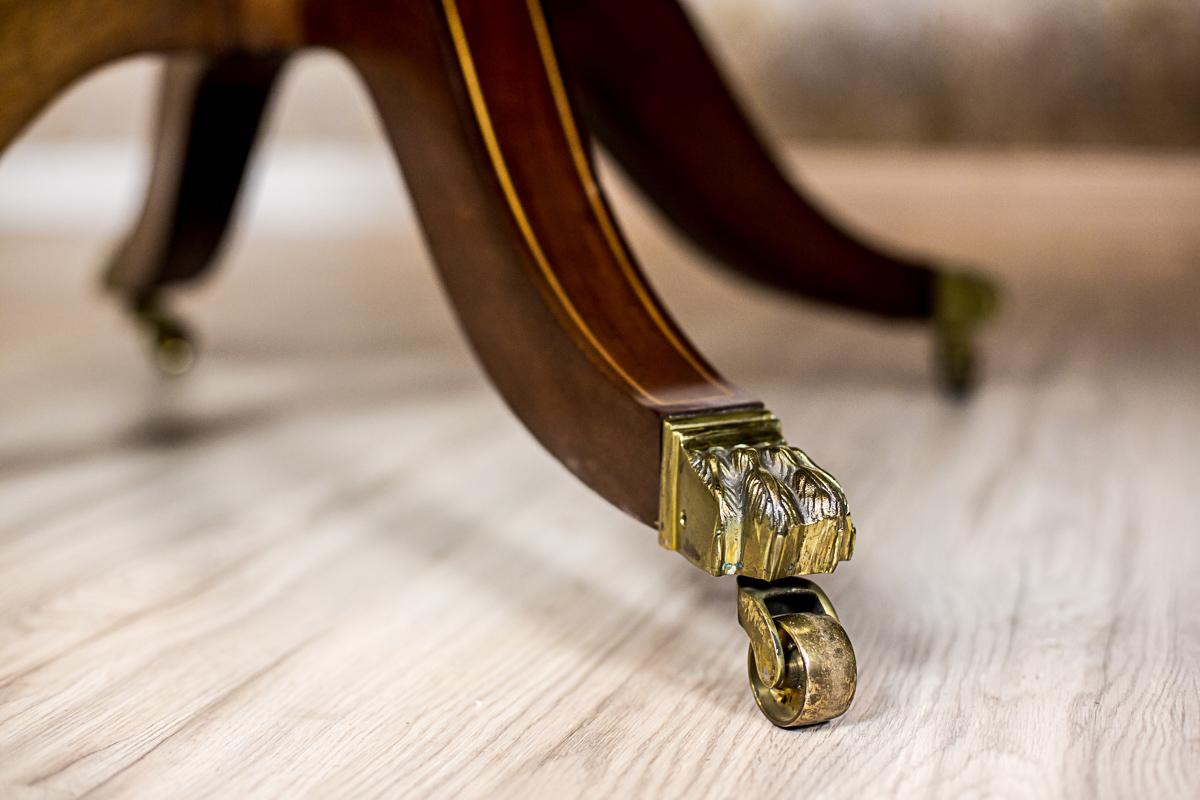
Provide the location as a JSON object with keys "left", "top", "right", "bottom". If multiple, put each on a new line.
{"left": 658, "top": 410, "right": 854, "bottom": 580}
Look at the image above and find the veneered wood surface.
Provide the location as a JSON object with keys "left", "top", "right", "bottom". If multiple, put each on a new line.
{"left": 0, "top": 143, "right": 1196, "bottom": 797}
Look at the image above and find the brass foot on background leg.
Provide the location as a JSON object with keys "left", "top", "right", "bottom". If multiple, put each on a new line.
{"left": 127, "top": 295, "right": 196, "bottom": 377}
{"left": 737, "top": 576, "right": 857, "bottom": 727}
{"left": 934, "top": 268, "right": 1000, "bottom": 397}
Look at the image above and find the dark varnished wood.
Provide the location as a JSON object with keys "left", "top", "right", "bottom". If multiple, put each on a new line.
{"left": 105, "top": 53, "right": 286, "bottom": 302}
{"left": 546, "top": 0, "right": 936, "bottom": 319}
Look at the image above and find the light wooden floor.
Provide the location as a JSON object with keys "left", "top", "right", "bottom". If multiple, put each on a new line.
{"left": 1, "top": 145, "right": 1198, "bottom": 799}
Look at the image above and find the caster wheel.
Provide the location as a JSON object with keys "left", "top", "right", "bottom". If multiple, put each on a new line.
{"left": 746, "top": 611, "right": 856, "bottom": 728}
{"left": 737, "top": 576, "right": 857, "bottom": 728}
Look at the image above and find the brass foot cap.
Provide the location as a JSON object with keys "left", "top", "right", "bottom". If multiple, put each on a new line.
{"left": 934, "top": 268, "right": 1000, "bottom": 397}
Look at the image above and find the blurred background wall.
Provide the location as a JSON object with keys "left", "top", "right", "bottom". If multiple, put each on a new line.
{"left": 699, "top": 0, "right": 1200, "bottom": 147}
{"left": 16, "top": 0, "right": 1200, "bottom": 149}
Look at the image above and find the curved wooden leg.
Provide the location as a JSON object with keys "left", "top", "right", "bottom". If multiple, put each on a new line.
{"left": 0, "top": 2, "right": 292, "bottom": 373}
{"left": 545, "top": 0, "right": 997, "bottom": 390}
{"left": 106, "top": 53, "right": 285, "bottom": 297}
{"left": 543, "top": 0, "right": 932, "bottom": 318}
{"left": 105, "top": 53, "right": 287, "bottom": 374}
{"left": 310, "top": 0, "right": 859, "bottom": 724}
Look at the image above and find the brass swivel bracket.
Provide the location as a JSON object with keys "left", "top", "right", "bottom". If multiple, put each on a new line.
{"left": 659, "top": 409, "right": 857, "bottom": 727}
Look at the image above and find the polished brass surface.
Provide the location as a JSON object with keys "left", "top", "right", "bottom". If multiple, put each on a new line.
{"left": 934, "top": 268, "right": 999, "bottom": 395}
{"left": 737, "top": 576, "right": 857, "bottom": 727}
{"left": 131, "top": 297, "right": 195, "bottom": 376}
{"left": 659, "top": 410, "right": 854, "bottom": 580}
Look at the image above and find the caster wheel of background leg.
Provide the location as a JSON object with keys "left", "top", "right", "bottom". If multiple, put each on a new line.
{"left": 131, "top": 298, "right": 196, "bottom": 377}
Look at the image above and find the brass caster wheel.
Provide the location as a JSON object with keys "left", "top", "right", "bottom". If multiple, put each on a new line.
{"left": 934, "top": 268, "right": 999, "bottom": 397}
{"left": 737, "top": 576, "right": 857, "bottom": 728}
{"left": 130, "top": 297, "right": 196, "bottom": 377}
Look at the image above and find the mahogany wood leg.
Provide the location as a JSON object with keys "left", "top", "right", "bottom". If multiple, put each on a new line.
{"left": 545, "top": 0, "right": 997, "bottom": 391}
{"left": 106, "top": 53, "right": 285, "bottom": 298}
{"left": 104, "top": 53, "right": 286, "bottom": 374}
{"left": 544, "top": 0, "right": 932, "bottom": 317}
{"left": 308, "top": 1, "right": 859, "bottom": 724}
